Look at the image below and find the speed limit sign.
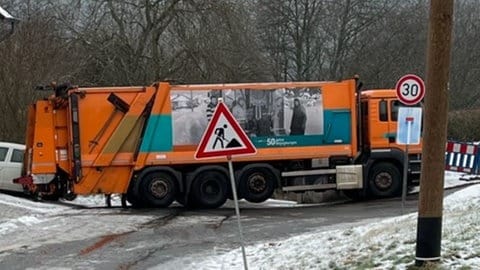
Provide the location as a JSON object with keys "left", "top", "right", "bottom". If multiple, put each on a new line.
{"left": 395, "top": 74, "right": 425, "bottom": 106}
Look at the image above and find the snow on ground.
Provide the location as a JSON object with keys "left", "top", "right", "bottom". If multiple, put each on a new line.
{"left": 156, "top": 172, "right": 480, "bottom": 270}
{"left": 0, "top": 171, "right": 479, "bottom": 268}
{"left": 0, "top": 185, "right": 300, "bottom": 260}
{"left": 69, "top": 194, "right": 299, "bottom": 209}
{"left": 0, "top": 194, "right": 155, "bottom": 256}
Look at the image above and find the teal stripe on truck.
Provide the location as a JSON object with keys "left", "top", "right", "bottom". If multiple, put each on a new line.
{"left": 251, "top": 109, "right": 351, "bottom": 148}
{"left": 322, "top": 109, "right": 351, "bottom": 144}
{"left": 140, "top": 114, "right": 172, "bottom": 152}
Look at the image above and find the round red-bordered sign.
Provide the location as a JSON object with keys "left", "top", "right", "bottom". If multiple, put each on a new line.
{"left": 395, "top": 74, "right": 425, "bottom": 106}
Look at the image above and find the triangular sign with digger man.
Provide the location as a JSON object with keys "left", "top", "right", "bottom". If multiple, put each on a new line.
{"left": 195, "top": 102, "right": 256, "bottom": 159}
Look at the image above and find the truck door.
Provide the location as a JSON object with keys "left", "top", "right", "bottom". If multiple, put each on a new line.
{"left": 388, "top": 100, "right": 401, "bottom": 144}
{"left": 368, "top": 95, "right": 422, "bottom": 151}
{"left": 370, "top": 99, "right": 394, "bottom": 148}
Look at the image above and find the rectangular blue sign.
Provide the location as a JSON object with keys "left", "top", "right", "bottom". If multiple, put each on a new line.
{"left": 396, "top": 107, "right": 422, "bottom": 145}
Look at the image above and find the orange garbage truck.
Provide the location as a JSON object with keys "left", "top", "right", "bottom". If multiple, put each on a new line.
{"left": 14, "top": 78, "right": 422, "bottom": 208}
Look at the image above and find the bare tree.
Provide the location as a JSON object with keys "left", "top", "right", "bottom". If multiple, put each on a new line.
{"left": 449, "top": 0, "right": 480, "bottom": 110}
{"left": 0, "top": 5, "right": 17, "bottom": 42}
{"left": 256, "top": 0, "right": 326, "bottom": 81}
{"left": 51, "top": 0, "right": 184, "bottom": 85}
{"left": 169, "top": 0, "right": 270, "bottom": 83}
{"left": 342, "top": 0, "right": 428, "bottom": 88}
{"left": 322, "top": 0, "right": 402, "bottom": 81}
{"left": 0, "top": 1, "right": 83, "bottom": 141}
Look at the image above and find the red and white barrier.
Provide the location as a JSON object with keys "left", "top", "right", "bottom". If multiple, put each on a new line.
{"left": 445, "top": 141, "right": 480, "bottom": 174}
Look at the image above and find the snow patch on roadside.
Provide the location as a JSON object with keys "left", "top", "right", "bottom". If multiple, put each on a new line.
{"left": 155, "top": 173, "right": 480, "bottom": 269}
{"left": 0, "top": 192, "right": 157, "bottom": 254}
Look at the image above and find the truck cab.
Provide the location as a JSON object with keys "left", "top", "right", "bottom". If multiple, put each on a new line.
{"left": 360, "top": 90, "right": 422, "bottom": 187}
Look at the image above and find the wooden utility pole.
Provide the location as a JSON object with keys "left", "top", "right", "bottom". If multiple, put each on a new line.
{"left": 415, "top": 0, "right": 454, "bottom": 266}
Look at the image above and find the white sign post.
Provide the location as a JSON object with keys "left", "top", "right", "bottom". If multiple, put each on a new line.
{"left": 396, "top": 106, "right": 423, "bottom": 214}
{"left": 195, "top": 100, "right": 256, "bottom": 270}
{"left": 227, "top": 155, "right": 247, "bottom": 269}
{"left": 396, "top": 74, "right": 424, "bottom": 214}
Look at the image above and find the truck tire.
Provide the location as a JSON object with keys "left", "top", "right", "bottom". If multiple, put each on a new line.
{"left": 191, "top": 171, "right": 228, "bottom": 209}
{"left": 126, "top": 179, "right": 147, "bottom": 208}
{"left": 239, "top": 167, "right": 276, "bottom": 203}
{"left": 176, "top": 193, "right": 196, "bottom": 208}
{"left": 126, "top": 191, "right": 145, "bottom": 208}
{"left": 368, "top": 162, "right": 402, "bottom": 198}
{"left": 139, "top": 172, "right": 177, "bottom": 208}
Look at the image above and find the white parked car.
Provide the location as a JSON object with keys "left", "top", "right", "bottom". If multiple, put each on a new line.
{"left": 0, "top": 142, "right": 25, "bottom": 192}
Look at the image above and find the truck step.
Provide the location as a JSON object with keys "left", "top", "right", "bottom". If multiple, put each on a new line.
{"left": 281, "top": 169, "right": 337, "bottom": 177}
{"left": 282, "top": 183, "right": 337, "bottom": 192}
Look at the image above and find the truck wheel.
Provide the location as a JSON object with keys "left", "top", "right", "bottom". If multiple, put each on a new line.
{"left": 126, "top": 191, "right": 144, "bottom": 208}
{"left": 126, "top": 180, "right": 146, "bottom": 208}
{"left": 139, "top": 172, "right": 177, "bottom": 208}
{"left": 368, "top": 162, "right": 402, "bottom": 198}
{"left": 191, "top": 171, "right": 228, "bottom": 209}
{"left": 239, "top": 167, "right": 276, "bottom": 203}
{"left": 176, "top": 193, "right": 196, "bottom": 208}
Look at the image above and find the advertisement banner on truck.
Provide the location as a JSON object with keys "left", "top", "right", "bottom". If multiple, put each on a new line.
{"left": 171, "top": 87, "right": 332, "bottom": 148}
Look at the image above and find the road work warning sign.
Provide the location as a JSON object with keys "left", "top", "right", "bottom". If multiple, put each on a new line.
{"left": 195, "top": 102, "right": 256, "bottom": 159}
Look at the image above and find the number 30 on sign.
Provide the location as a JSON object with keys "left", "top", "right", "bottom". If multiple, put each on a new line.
{"left": 395, "top": 74, "right": 425, "bottom": 106}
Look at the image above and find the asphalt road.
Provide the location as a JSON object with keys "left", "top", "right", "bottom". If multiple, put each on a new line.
{"left": 0, "top": 188, "right": 461, "bottom": 270}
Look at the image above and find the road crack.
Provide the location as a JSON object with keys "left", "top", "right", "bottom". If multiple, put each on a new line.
{"left": 209, "top": 213, "right": 233, "bottom": 229}
{"left": 117, "top": 246, "right": 165, "bottom": 270}
{"left": 140, "top": 208, "right": 183, "bottom": 228}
